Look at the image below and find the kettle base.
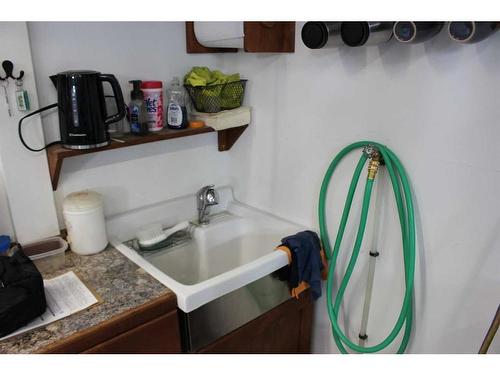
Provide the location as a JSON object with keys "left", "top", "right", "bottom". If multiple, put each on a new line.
{"left": 62, "top": 141, "right": 110, "bottom": 150}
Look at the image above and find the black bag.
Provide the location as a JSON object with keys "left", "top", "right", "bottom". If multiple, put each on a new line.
{"left": 0, "top": 247, "right": 46, "bottom": 338}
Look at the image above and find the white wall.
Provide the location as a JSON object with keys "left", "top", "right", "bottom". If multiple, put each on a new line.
{"left": 217, "top": 23, "right": 500, "bottom": 353}
{"left": 28, "top": 22, "right": 235, "bottom": 224}
{"left": 0, "top": 159, "right": 15, "bottom": 237}
{"left": 0, "top": 22, "right": 59, "bottom": 243}
{"left": 23, "top": 22, "right": 500, "bottom": 353}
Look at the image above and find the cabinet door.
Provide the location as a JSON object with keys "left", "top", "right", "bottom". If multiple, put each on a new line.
{"left": 84, "top": 310, "right": 182, "bottom": 354}
{"left": 40, "top": 294, "right": 179, "bottom": 354}
{"left": 244, "top": 22, "right": 296, "bottom": 53}
{"left": 198, "top": 294, "right": 313, "bottom": 354}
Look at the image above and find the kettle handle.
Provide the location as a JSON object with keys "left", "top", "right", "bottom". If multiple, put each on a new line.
{"left": 100, "top": 74, "right": 126, "bottom": 126}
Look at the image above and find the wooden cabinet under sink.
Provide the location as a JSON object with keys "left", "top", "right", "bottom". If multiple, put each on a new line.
{"left": 40, "top": 294, "right": 182, "bottom": 354}
{"left": 40, "top": 290, "right": 313, "bottom": 354}
{"left": 198, "top": 293, "right": 313, "bottom": 354}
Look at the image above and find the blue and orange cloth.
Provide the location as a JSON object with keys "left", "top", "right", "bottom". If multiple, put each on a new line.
{"left": 275, "top": 230, "right": 328, "bottom": 300}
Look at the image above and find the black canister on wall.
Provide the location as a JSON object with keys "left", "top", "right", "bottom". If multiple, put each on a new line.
{"left": 340, "top": 22, "right": 394, "bottom": 47}
{"left": 301, "top": 22, "right": 343, "bottom": 49}
{"left": 448, "top": 22, "right": 498, "bottom": 44}
{"left": 393, "top": 22, "right": 444, "bottom": 43}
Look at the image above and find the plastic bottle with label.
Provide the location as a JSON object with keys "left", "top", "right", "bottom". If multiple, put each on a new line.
{"left": 166, "top": 77, "right": 188, "bottom": 130}
{"left": 141, "top": 81, "right": 164, "bottom": 132}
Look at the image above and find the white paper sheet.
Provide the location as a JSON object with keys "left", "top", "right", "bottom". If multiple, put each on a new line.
{"left": 1, "top": 271, "right": 98, "bottom": 341}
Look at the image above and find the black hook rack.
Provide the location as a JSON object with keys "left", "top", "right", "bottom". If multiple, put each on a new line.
{"left": 0, "top": 60, "right": 25, "bottom": 81}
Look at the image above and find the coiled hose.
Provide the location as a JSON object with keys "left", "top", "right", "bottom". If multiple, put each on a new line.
{"left": 318, "top": 141, "right": 416, "bottom": 353}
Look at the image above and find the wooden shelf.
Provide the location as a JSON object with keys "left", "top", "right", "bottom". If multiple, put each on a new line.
{"left": 46, "top": 125, "right": 248, "bottom": 190}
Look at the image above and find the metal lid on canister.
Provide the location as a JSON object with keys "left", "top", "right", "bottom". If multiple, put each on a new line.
{"left": 63, "top": 190, "right": 103, "bottom": 214}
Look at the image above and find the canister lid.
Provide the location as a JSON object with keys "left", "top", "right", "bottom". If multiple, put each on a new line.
{"left": 141, "top": 81, "right": 163, "bottom": 89}
{"left": 301, "top": 22, "right": 329, "bottom": 49}
{"left": 341, "top": 22, "right": 370, "bottom": 47}
{"left": 63, "top": 190, "right": 103, "bottom": 213}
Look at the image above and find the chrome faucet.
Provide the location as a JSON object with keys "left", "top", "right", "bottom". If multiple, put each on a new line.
{"left": 196, "top": 185, "right": 219, "bottom": 225}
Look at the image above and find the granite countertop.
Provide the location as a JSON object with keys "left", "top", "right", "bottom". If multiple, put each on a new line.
{"left": 0, "top": 245, "right": 173, "bottom": 354}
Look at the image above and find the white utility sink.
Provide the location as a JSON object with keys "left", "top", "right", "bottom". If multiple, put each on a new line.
{"left": 109, "top": 189, "right": 302, "bottom": 312}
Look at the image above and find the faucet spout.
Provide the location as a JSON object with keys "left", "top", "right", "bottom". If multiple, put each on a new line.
{"left": 196, "top": 185, "right": 219, "bottom": 225}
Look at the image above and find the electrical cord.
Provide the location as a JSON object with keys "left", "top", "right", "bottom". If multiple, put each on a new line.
{"left": 318, "top": 141, "right": 416, "bottom": 354}
{"left": 18, "top": 103, "right": 60, "bottom": 152}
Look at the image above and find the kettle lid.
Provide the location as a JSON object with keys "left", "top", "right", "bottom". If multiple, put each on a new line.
{"left": 50, "top": 70, "right": 101, "bottom": 89}
{"left": 57, "top": 70, "right": 101, "bottom": 76}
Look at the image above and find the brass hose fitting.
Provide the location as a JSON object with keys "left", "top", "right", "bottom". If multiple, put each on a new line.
{"left": 367, "top": 157, "right": 380, "bottom": 180}
{"left": 367, "top": 159, "right": 380, "bottom": 180}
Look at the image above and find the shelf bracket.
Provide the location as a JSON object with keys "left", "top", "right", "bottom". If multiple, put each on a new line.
{"left": 47, "top": 148, "right": 64, "bottom": 191}
{"left": 218, "top": 125, "right": 248, "bottom": 151}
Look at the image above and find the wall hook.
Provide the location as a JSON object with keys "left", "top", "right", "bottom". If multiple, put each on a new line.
{"left": 0, "top": 60, "right": 25, "bottom": 81}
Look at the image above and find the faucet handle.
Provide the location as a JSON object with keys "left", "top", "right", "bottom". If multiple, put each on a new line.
{"left": 197, "top": 185, "right": 219, "bottom": 207}
{"left": 205, "top": 186, "right": 219, "bottom": 206}
{"left": 196, "top": 185, "right": 219, "bottom": 224}
{"left": 197, "top": 184, "right": 212, "bottom": 195}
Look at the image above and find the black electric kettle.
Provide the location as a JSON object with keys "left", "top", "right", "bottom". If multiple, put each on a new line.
{"left": 49, "top": 71, "right": 126, "bottom": 149}
{"left": 18, "top": 70, "right": 126, "bottom": 152}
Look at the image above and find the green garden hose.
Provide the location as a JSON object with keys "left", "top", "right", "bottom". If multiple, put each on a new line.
{"left": 318, "top": 141, "right": 416, "bottom": 354}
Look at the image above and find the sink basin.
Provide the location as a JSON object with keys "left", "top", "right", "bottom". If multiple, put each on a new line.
{"left": 111, "top": 197, "right": 303, "bottom": 312}
{"left": 143, "top": 213, "right": 290, "bottom": 285}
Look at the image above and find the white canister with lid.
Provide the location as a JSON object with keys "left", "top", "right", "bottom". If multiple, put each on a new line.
{"left": 63, "top": 190, "right": 108, "bottom": 255}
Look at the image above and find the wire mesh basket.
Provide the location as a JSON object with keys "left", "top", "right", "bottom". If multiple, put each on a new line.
{"left": 184, "top": 80, "right": 247, "bottom": 113}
